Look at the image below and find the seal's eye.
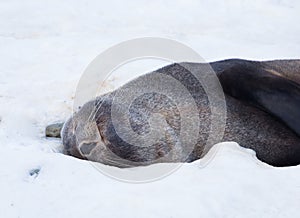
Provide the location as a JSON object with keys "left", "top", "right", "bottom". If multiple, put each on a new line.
{"left": 80, "top": 142, "right": 97, "bottom": 155}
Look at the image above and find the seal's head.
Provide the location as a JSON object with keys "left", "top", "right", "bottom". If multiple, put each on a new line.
{"left": 61, "top": 95, "right": 137, "bottom": 167}
{"left": 61, "top": 99, "right": 107, "bottom": 161}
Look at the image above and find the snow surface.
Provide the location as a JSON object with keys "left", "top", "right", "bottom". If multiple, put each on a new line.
{"left": 0, "top": 0, "right": 300, "bottom": 217}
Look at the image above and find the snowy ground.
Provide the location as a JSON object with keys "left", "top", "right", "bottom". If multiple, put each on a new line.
{"left": 0, "top": 0, "right": 300, "bottom": 217}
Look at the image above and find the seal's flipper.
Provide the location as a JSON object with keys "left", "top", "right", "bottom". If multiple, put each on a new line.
{"left": 218, "top": 63, "right": 300, "bottom": 136}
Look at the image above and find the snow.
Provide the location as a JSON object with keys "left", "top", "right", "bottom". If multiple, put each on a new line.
{"left": 0, "top": 0, "right": 300, "bottom": 217}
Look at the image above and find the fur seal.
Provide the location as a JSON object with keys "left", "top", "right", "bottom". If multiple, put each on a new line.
{"left": 60, "top": 59, "right": 300, "bottom": 167}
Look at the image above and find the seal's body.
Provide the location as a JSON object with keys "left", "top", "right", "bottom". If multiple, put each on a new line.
{"left": 61, "top": 59, "right": 300, "bottom": 167}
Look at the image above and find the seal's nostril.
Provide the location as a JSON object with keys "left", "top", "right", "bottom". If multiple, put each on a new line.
{"left": 80, "top": 142, "right": 97, "bottom": 155}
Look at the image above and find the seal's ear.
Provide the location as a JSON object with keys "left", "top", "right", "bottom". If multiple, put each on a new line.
{"left": 219, "top": 63, "right": 300, "bottom": 137}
